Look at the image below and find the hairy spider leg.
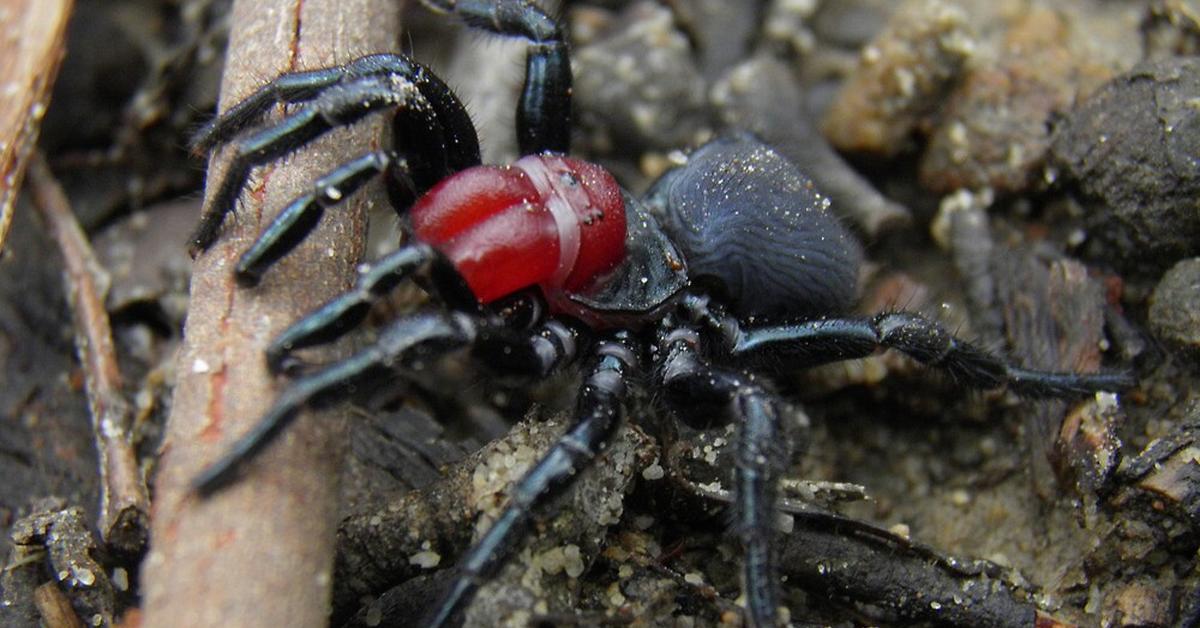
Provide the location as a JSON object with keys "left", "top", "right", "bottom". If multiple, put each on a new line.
{"left": 231, "top": 71, "right": 489, "bottom": 285}
{"left": 423, "top": 332, "right": 637, "bottom": 628}
{"left": 696, "top": 307, "right": 1136, "bottom": 396}
{"left": 234, "top": 149, "right": 403, "bottom": 286}
{"left": 189, "top": 76, "right": 452, "bottom": 255}
{"left": 471, "top": 318, "right": 583, "bottom": 379}
{"left": 189, "top": 53, "right": 477, "bottom": 164}
{"left": 263, "top": 242, "right": 477, "bottom": 374}
{"left": 192, "top": 309, "right": 478, "bottom": 496}
{"left": 659, "top": 325, "right": 792, "bottom": 628}
{"left": 419, "top": 0, "right": 571, "bottom": 154}
{"left": 193, "top": 309, "right": 584, "bottom": 496}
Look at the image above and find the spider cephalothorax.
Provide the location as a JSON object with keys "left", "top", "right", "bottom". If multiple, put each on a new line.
{"left": 187, "top": 2, "right": 1133, "bottom": 626}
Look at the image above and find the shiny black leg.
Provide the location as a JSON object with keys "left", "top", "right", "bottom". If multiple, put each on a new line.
{"left": 264, "top": 243, "right": 477, "bottom": 374}
{"left": 515, "top": 41, "right": 571, "bottom": 155}
{"left": 423, "top": 333, "right": 637, "bottom": 628}
{"left": 658, "top": 326, "right": 790, "bottom": 628}
{"left": 191, "top": 66, "right": 355, "bottom": 153}
{"left": 473, "top": 319, "right": 581, "bottom": 378}
{"left": 196, "top": 308, "right": 589, "bottom": 499}
{"left": 234, "top": 150, "right": 409, "bottom": 287}
{"left": 192, "top": 310, "right": 480, "bottom": 496}
{"left": 189, "top": 77, "right": 432, "bottom": 255}
{"left": 733, "top": 392, "right": 788, "bottom": 628}
{"left": 722, "top": 312, "right": 1133, "bottom": 397}
{"left": 191, "top": 53, "right": 481, "bottom": 169}
{"left": 262, "top": 250, "right": 586, "bottom": 378}
{"left": 419, "top": 0, "right": 571, "bottom": 154}
{"left": 219, "top": 61, "right": 487, "bottom": 284}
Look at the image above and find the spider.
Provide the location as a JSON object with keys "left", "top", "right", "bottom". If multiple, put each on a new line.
{"left": 186, "top": 1, "right": 1134, "bottom": 626}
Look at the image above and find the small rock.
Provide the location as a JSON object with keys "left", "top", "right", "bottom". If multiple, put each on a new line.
{"left": 1143, "top": 0, "right": 1200, "bottom": 59}
{"left": 93, "top": 199, "right": 196, "bottom": 327}
{"left": 1049, "top": 57, "right": 1200, "bottom": 274}
{"left": 572, "top": 2, "right": 709, "bottom": 152}
{"left": 822, "top": 0, "right": 974, "bottom": 156}
{"left": 919, "top": 8, "right": 1112, "bottom": 193}
{"left": 1148, "top": 257, "right": 1200, "bottom": 354}
{"left": 809, "top": 0, "right": 892, "bottom": 50}
{"left": 762, "top": 0, "right": 820, "bottom": 57}
{"left": 1106, "top": 580, "right": 1175, "bottom": 627}
{"left": 667, "top": 0, "right": 760, "bottom": 78}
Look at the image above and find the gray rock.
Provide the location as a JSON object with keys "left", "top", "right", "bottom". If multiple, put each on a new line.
{"left": 1050, "top": 58, "right": 1200, "bottom": 275}
{"left": 1149, "top": 257, "right": 1200, "bottom": 354}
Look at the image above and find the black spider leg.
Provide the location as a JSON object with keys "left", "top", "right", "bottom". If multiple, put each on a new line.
{"left": 189, "top": 57, "right": 383, "bottom": 153}
{"left": 232, "top": 149, "right": 399, "bottom": 286}
{"left": 658, "top": 323, "right": 791, "bottom": 628}
{"left": 263, "top": 242, "right": 479, "bottom": 374}
{"left": 194, "top": 296, "right": 584, "bottom": 498}
{"left": 189, "top": 57, "right": 483, "bottom": 256}
{"left": 422, "top": 331, "right": 637, "bottom": 628}
{"left": 191, "top": 308, "right": 481, "bottom": 497}
{"left": 684, "top": 302, "right": 1136, "bottom": 396}
{"left": 420, "top": 0, "right": 571, "bottom": 154}
{"left": 234, "top": 103, "right": 481, "bottom": 287}
{"left": 190, "top": 53, "right": 480, "bottom": 167}
{"left": 189, "top": 76, "right": 423, "bottom": 255}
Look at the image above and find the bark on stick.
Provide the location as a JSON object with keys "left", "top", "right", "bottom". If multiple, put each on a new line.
{"left": 142, "top": 1, "right": 399, "bottom": 626}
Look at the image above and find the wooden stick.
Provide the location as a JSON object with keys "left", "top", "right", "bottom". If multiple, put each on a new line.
{"left": 33, "top": 582, "right": 85, "bottom": 628}
{"left": 27, "top": 152, "right": 150, "bottom": 554}
{"left": 0, "top": 0, "right": 73, "bottom": 254}
{"left": 141, "top": 1, "right": 399, "bottom": 626}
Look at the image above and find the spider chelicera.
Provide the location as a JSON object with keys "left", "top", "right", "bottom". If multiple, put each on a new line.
{"left": 186, "top": 1, "right": 1134, "bottom": 626}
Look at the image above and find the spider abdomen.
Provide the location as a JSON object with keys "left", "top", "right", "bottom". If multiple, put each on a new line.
{"left": 648, "top": 134, "right": 863, "bottom": 319}
{"left": 410, "top": 155, "right": 626, "bottom": 303}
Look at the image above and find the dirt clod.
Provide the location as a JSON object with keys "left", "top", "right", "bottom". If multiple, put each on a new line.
{"left": 1050, "top": 57, "right": 1200, "bottom": 274}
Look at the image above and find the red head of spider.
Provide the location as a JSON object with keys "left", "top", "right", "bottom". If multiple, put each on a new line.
{"left": 409, "top": 155, "right": 627, "bottom": 306}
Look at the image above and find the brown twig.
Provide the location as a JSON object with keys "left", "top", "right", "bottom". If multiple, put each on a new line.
{"left": 0, "top": 0, "right": 73, "bottom": 255}
{"left": 140, "top": 1, "right": 399, "bottom": 626}
{"left": 33, "top": 582, "right": 85, "bottom": 628}
{"left": 27, "top": 152, "right": 150, "bottom": 554}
